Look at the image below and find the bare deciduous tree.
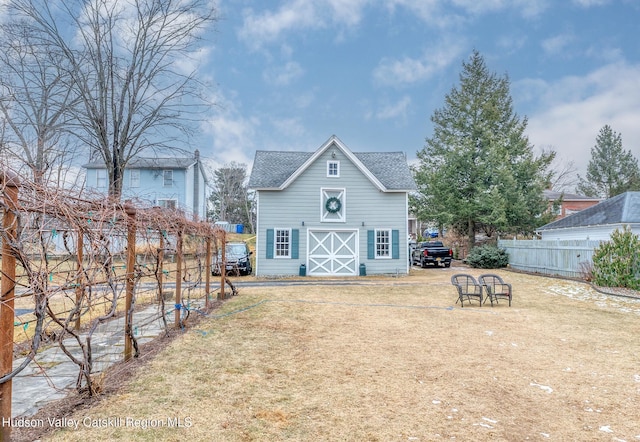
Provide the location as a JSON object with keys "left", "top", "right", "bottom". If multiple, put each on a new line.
{"left": 8, "top": 0, "right": 217, "bottom": 198}
{"left": 0, "top": 22, "right": 79, "bottom": 186}
{"left": 540, "top": 146, "right": 579, "bottom": 192}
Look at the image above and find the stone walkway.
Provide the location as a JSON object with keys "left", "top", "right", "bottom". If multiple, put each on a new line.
{"left": 11, "top": 300, "right": 204, "bottom": 418}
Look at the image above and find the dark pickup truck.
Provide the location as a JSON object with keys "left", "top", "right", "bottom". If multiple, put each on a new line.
{"left": 411, "top": 241, "right": 453, "bottom": 268}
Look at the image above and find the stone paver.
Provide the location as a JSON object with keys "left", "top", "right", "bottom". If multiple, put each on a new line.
{"left": 11, "top": 301, "right": 204, "bottom": 418}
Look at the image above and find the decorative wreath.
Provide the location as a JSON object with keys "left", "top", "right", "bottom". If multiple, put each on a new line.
{"left": 325, "top": 196, "right": 342, "bottom": 214}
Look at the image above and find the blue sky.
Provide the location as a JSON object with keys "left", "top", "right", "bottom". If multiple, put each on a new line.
{"left": 200, "top": 0, "right": 640, "bottom": 184}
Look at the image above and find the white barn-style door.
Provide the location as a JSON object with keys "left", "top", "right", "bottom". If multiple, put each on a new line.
{"left": 308, "top": 230, "right": 358, "bottom": 276}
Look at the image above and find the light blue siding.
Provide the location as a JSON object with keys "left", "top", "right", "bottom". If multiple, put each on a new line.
{"left": 255, "top": 146, "right": 410, "bottom": 276}
{"left": 84, "top": 166, "right": 208, "bottom": 219}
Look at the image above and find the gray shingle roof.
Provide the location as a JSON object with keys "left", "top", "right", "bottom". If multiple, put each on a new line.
{"left": 248, "top": 151, "right": 313, "bottom": 188}
{"left": 248, "top": 148, "right": 416, "bottom": 191}
{"left": 353, "top": 152, "right": 416, "bottom": 190}
{"left": 537, "top": 191, "right": 640, "bottom": 230}
{"left": 83, "top": 157, "right": 197, "bottom": 169}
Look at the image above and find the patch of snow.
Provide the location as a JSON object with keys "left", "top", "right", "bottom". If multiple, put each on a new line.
{"left": 483, "top": 417, "right": 497, "bottom": 424}
{"left": 540, "top": 433, "right": 550, "bottom": 438}
{"left": 530, "top": 382, "right": 553, "bottom": 393}
{"left": 599, "top": 425, "right": 613, "bottom": 433}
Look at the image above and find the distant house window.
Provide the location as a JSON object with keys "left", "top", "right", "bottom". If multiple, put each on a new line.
{"left": 327, "top": 161, "right": 340, "bottom": 177}
{"left": 96, "top": 169, "right": 107, "bottom": 188}
{"left": 129, "top": 169, "right": 140, "bottom": 188}
{"left": 275, "top": 229, "right": 290, "bottom": 258}
{"left": 157, "top": 199, "right": 177, "bottom": 210}
{"left": 376, "top": 229, "right": 391, "bottom": 258}
{"left": 163, "top": 170, "right": 173, "bottom": 187}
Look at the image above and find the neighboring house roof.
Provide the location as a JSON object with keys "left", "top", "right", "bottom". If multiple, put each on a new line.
{"left": 537, "top": 191, "right": 640, "bottom": 231}
{"left": 83, "top": 157, "right": 197, "bottom": 169}
{"left": 543, "top": 189, "right": 601, "bottom": 202}
{"left": 248, "top": 135, "right": 416, "bottom": 192}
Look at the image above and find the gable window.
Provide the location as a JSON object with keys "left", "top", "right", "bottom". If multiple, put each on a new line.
{"left": 327, "top": 161, "right": 340, "bottom": 177}
{"left": 376, "top": 229, "right": 391, "bottom": 258}
{"left": 163, "top": 170, "right": 173, "bottom": 187}
{"left": 157, "top": 199, "right": 177, "bottom": 210}
{"left": 129, "top": 169, "right": 140, "bottom": 188}
{"left": 275, "top": 229, "right": 290, "bottom": 258}
{"left": 96, "top": 169, "right": 107, "bottom": 188}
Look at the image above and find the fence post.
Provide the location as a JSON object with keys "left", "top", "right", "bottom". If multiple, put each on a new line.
{"left": 175, "top": 229, "right": 183, "bottom": 329}
{"left": 0, "top": 171, "right": 19, "bottom": 441}
{"left": 124, "top": 204, "right": 136, "bottom": 361}
{"left": 219, "top": 230, "right": 226, "bottom": 300}
{"left": 75, "top": 231, "right": 84, "bottom": 331}
{"left": 205, "top": 235, "right": 211, "bottom": 309}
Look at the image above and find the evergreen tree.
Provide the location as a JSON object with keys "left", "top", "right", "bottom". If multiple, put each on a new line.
{"left": 576, "top": 125, "right": 640, "bottom": 198}
{"left": 412, "top": 51, "right": 554, "bottom": 252}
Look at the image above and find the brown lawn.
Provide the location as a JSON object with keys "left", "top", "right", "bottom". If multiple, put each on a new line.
{"left": 13, "top": 265, "right": 640, "bottom": 441}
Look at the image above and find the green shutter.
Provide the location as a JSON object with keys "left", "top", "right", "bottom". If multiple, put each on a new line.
{"left": 367, "top": 230, "right": 375, "bottom": 259}
{"left": 392, "top": 230, "right": 400, "bottom": 259}
{"left": 266, "top": 229, "right": 274, "bottom": 259}
{"left": 291, "top": 229, "right": 299, "bottom": 259}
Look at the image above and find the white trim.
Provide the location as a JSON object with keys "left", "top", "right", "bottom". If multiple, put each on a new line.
{"left": 374, "top": 228, "right": 392, "bottom": 259}
{"left": 321, "top": 188, "right": 346, "bottom": 223}
{"left": 327, "top": 160, "right": 340, "bottom": 177}
{"left": 280, "top": 135, "right": 387, "bottom": 191}
{"left": 307, "top": 229, "right": 358, "bottom": 276}
{"left": 274, "top": 227, "right": 292, "bottom": 258}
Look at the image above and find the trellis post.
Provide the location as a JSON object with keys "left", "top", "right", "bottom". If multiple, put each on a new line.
{"left": 205, "top": 234, "right": 211, "bottom": 308}
{"left": 219, "top": 229, "right": 226, "bottom": 300}
{"left": 0, "top": 171, "right": 19, "bottom": 441}
{"left": 124, "top": 204, "right": 136, "bottom": 361}
{"left": 174, "top": 229, "right": 183, "bottom": 329}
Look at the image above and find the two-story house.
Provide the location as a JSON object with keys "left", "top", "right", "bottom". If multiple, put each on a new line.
{"left": 248, "top": 135, "right": 416, "bottom": 277}
{"left": 83, "top": 151, "right": 209, "bottom": 219}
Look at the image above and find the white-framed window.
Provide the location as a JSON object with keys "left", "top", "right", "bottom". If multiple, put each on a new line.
{"left": 96, "top": 169, "right": 107, "bottom": 188}
{"left": 321, "top": 188, "right": 346, "bottom": 222}
{"left": 157, "top": 199, "right": 177, "bottom": 210}
{"left": 376, "top": 229, "right": 391, "bottom": 258}
{"left": 129, "top": 169, "right": 140, "bottom": 188}
{"left": 275, "top": 228, "right": 290, "bottom": 258}
{"left": 327, "top": 160, "right": 340, "bottom": 177}
{"left": 163, "top": 170, "right": 173, "bottom": 187}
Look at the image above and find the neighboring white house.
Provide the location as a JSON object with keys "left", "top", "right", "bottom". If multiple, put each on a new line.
{"left": 83, "top": 151, "right": 209, "bottom": 220}
{"left": 536, "top": 191, "right": 640, "bottom": 240}
{"left": 248, "top": 135, "right": 416, "bottom": 277}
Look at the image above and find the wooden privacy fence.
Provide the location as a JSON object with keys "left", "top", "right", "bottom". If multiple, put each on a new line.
{"left": 498, "top": 238, "right": 604, "bottom": 278}
{"left": 0, "top": 170, "right": 230, "bottom": 438}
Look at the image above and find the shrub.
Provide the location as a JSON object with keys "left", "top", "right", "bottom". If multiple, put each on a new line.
{"left": 466, "top": 244, "right": 509, "bottom": 269}
{"left": 591, "top": 226, "right": 640, "bottom": 290}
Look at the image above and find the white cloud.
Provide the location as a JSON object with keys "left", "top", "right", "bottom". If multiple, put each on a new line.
{"left": 201, "top": 92, "right": 258, "bottom": 166}
{"left": 370, "top": 96, "right": 412, "bottom": 121}
{"left": 384, "top": 0, "right": 548, "bottom": 27}
{"left": 541, "top": 33, "right": 575, "bottom": 56}
{"left": 372, "top": 39, "right": 465, "bottom": 87}
{"left": 262, "top": 61, "right": 304, "bottom": 86}
{"left": 520, "top": 62, "right": 640, "bottom": 177}
{"left": 572, "top": 0, "right": 611, "bottom": 7}
{"left": 271, "top": 117, "right": 306, "bottom": 138}
{"left": 238, "top": 0, "right": 369, "bottom": 49}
